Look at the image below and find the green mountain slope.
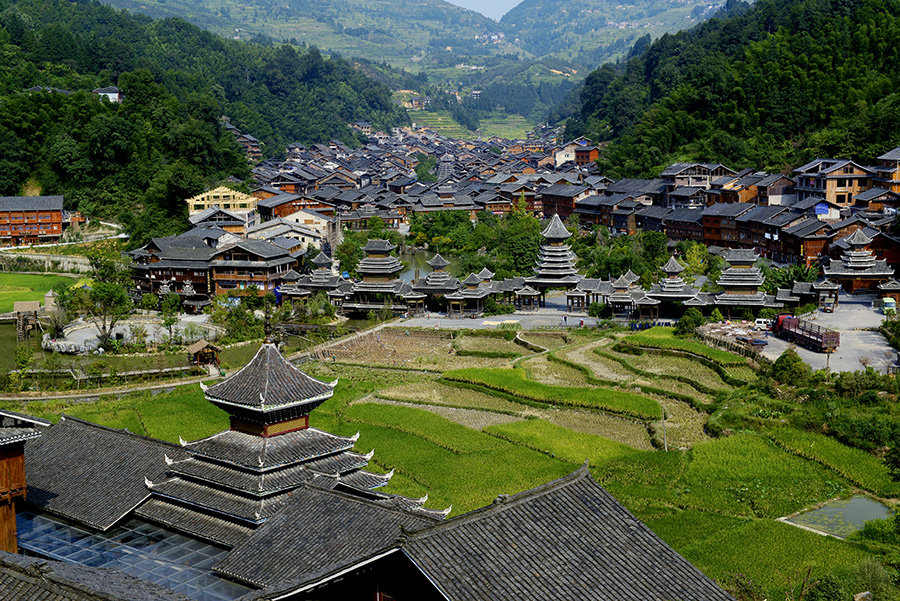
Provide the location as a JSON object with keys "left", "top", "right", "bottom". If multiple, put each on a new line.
{"left": 501, "top": 0, "right": 722, "bottom": 65}
{"left": 0, "top": 0, "right": 408, "bottom": 243}
{"left": 97, "top": 0, "right": 509, "bottom": 64}
{"left": 568, "top": 0, "right": 900, "bottom": 176}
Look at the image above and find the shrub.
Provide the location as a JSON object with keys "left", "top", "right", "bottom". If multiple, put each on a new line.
{"left": 710, "top": 308, "right": 724, "bottom": 322}
{"left": 676, "top": 307, "right": 705, "bottom": 336}
{"left": 770, "top": 348, "right": 811, "bottom": 385}
{"left": 587, "top": 302, "right": 610, "bottom": 318}
{"left": 483, "top": 296, "right": 514, "bottom": 316}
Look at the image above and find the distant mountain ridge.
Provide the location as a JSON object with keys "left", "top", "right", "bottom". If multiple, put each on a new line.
{"left": 95, "top": 0, "right": 721, "bottom": 71}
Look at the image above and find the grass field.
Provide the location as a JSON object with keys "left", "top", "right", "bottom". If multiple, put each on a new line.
{"left": 623, "top": 327, "right": 748, "bottom": 367}
{"left": 17, "top": 324, "right": 894, "bottom": 600}
{"left": 0, "top": 273, "right": 76, "bottom": 312}
{"left": 443, "top": 366, "right": 662, "bottom": 419}
{"left": 410, "top": 110, "right": 535, "bottom": 141}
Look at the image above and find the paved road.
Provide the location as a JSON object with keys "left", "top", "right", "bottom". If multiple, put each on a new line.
{"left": 760, "top": 293, "right": 896, "bottom": 374}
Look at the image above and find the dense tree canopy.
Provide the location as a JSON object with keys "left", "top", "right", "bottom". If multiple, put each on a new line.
{"left": 566, "top": 0, "right": 900, "bottom": 176}
{"left": 0, "top": 0, "right": 408, "bottom": 244}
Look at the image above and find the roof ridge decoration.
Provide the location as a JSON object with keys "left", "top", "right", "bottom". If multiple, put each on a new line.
{"left": 662, "top": 256, "right": 685, "bottom": 275}
{"left": 540, "top": 213, "right": 572, "bottom": 240}
{"left": 846, "top": 227, "right": 873, "bottom": 247}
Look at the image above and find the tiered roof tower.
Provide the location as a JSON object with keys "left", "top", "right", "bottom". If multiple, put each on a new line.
{"left": 525, "top": 214, "right": 582, "bottom": 294}
{"left": 715, "top": 249, "right": 778, "bottom": 307}
{"left": 412, "top": 253, "right": 460, "bottom": 296}
{"left": 647, "top": 256, "right": 702, "bottom": 303}
{"left": 139, "top": 343, "right": 441, "bottom": 548}
{"left": 822, "top": 229, "right": 894, "bottom": 292}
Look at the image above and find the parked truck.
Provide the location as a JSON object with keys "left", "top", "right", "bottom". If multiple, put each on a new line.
{"left": 773, "top": 314, "right": 840, "bottom": 352}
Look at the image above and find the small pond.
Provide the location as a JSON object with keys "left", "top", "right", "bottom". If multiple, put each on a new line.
{"left": 398, "top": 251, "right": 461, "bottom": 283}
{"left": 787, "top": 495, "right": 893, "bottom": 537}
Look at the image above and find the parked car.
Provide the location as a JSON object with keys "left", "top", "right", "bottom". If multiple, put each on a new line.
{"left": 821, "top": 302, "right": 835, "bottom": 313}
{"left": 754, "top": 318, "right": 773, "bottom": 330}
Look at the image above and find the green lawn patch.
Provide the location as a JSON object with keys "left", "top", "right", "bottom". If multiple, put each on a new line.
{"left": 679, "top": 433, "right": 849, "bottom": 518}
{"left": 681, "top": 519, "right": 871, "bottom": 601}
{"left": 317, "top": 401, "right": 574, "bottom": 514}
{"left": 0, "top": 273, "right": 76, "bottom": 312}
{"left": 485, "top": 419, "right": 638, "bottom": 466}
{"left": 623, "top": 327, "right": 747, "bottom": 367}
{"left": 442, "top": 367, "right": 661, "bottom": 420}
{"left": 768, "top": 428, "right": 900, "bottom": 498}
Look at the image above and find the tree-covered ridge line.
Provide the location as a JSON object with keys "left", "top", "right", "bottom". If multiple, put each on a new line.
{"left": 0, "top": 0, "right": 409, "bottom": 245}
{"left": 566, "top": 0, "right": 900, "bottom": 178}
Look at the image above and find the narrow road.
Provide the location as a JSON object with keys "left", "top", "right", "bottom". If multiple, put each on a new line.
{"left": 0, "top": 374, "right": 211, "bottom": 403}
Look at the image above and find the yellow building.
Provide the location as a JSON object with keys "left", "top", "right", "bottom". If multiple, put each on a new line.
{"left": 186, "top": 186, "right": 257, "bottom": 216}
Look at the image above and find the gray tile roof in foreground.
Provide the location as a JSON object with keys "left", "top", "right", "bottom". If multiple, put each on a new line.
{"left": 0, "top": 549, "right": 192, "bottom": 601}
{"left": 214, "top": 485, "right": 438, "bottom": 588}
{"left": 0, "top": 195, "right": 64, "bottom": 212}
{"left": 24, "top": 418, "right": 188, "bottom": 531}
{"left": 399, "top": 466, "right": 734, "bottom": 601}
{"left": 258, "top": 466, "right": 734, "bottom": 601}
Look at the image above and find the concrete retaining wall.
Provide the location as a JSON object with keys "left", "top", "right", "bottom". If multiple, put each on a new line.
{"left": 0, "top": 253, "right": 92, "bottom": 273}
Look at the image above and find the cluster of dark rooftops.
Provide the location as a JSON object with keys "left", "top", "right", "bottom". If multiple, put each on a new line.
{"left": 2, "top": 342, "right": 736, "bottom": 601}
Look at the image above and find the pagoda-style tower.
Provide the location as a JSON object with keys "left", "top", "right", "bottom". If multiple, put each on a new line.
{"left": 646, "top": 256, "right": 703, "bottom": 305}
{"left": 412, "top": 253, "right": 460, "bottom": 297}
{"left": 138, "top": 343, "right": 432, "bottom": 548}
{"left": 822, "top": 229, "right": 894, "bottom": 293}
{"left": 0, "top": 414, "right": 41, "bottom": 553}
{"left": 357, "top": 240, "right": 403, "bottom": 283}
{"left": 343, "top": 239, "right": 407, "bottom": 314}
{"left": 525, "top": 214, "right": 582, "bottom": 305}
{"left": 715, "top": 249, "right": 779, "bottom": 311}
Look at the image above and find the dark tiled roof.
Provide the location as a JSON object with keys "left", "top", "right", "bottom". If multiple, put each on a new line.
{"left": 702, "top": 202, "right": 753, "bottom": 217}
{"left": 135, "top": 499, "right": 253, "bottom": 548}
{"left": 400, "top": 467, "right": 733, "bottom": 601}
{"left": 362, "top": 239, "right": 397, "bottom": 253}
{"left": 184, "top": 428, "right": 355, "bottom": 471}
{"left": 878, "top": 147, "right": 900, "bottom": 161}
{"left": 540, "top": 213, "right": 572, "bottom": 240}
{"left": 0, "top": 550, "right": 193, "bottom": 601}
{"left": 214, "top": 486, "right": 437, "bottom": 588}
{"left": 0, "top": 427, "right": 41, "bottom": 446}
{"left": 204, "top": 344, "right": 334, "bottom": 412}
{"left": 0, "top": 195, "right": 63, "bottom": 212}
{"left": 25, "top": 418, "right": 187, "bottom": 531}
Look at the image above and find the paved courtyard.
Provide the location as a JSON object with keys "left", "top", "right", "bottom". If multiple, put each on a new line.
{"left": 759, "top": 294, "right": 897, "bottom": 374}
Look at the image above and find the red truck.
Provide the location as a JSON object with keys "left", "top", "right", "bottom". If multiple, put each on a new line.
{"left": 773, "top": 315, "right": 840, "bottom": 352}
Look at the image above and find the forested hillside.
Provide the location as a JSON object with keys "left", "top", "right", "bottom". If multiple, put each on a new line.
{"left": 566, "top": 0, "right": 900, "bottom": 177}
{"left": 502, "top": 0, "right": 721, "bottom": 65}
{"left": 0, "top": 0, "right": 407, "bottom": 244}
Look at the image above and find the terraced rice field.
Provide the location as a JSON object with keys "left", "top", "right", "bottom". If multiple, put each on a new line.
{"left": 519, "top": 355, "right": 590, "bottom": 386}
{"left": 376, "top": 381, "right": 524, "bottom": 414}
{"left": 325, "top": 328, "right": 515, "bottom": 369}
{"left": 453, "top": 335, "right": 526, "bottom": 356}
{"left": 517, "top": 332, "right": 569, "bottom": 351}
{"left": 364, "top": 398, "right": 523, "bottom": 431}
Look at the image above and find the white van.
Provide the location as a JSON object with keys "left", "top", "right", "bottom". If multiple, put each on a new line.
{"left": 754, "top": 318, "right": 773, "bottom": 330}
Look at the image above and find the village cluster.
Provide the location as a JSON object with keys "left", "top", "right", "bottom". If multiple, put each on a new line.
{"left": 119, "top": 126, "right": 900, "bottom": 318}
